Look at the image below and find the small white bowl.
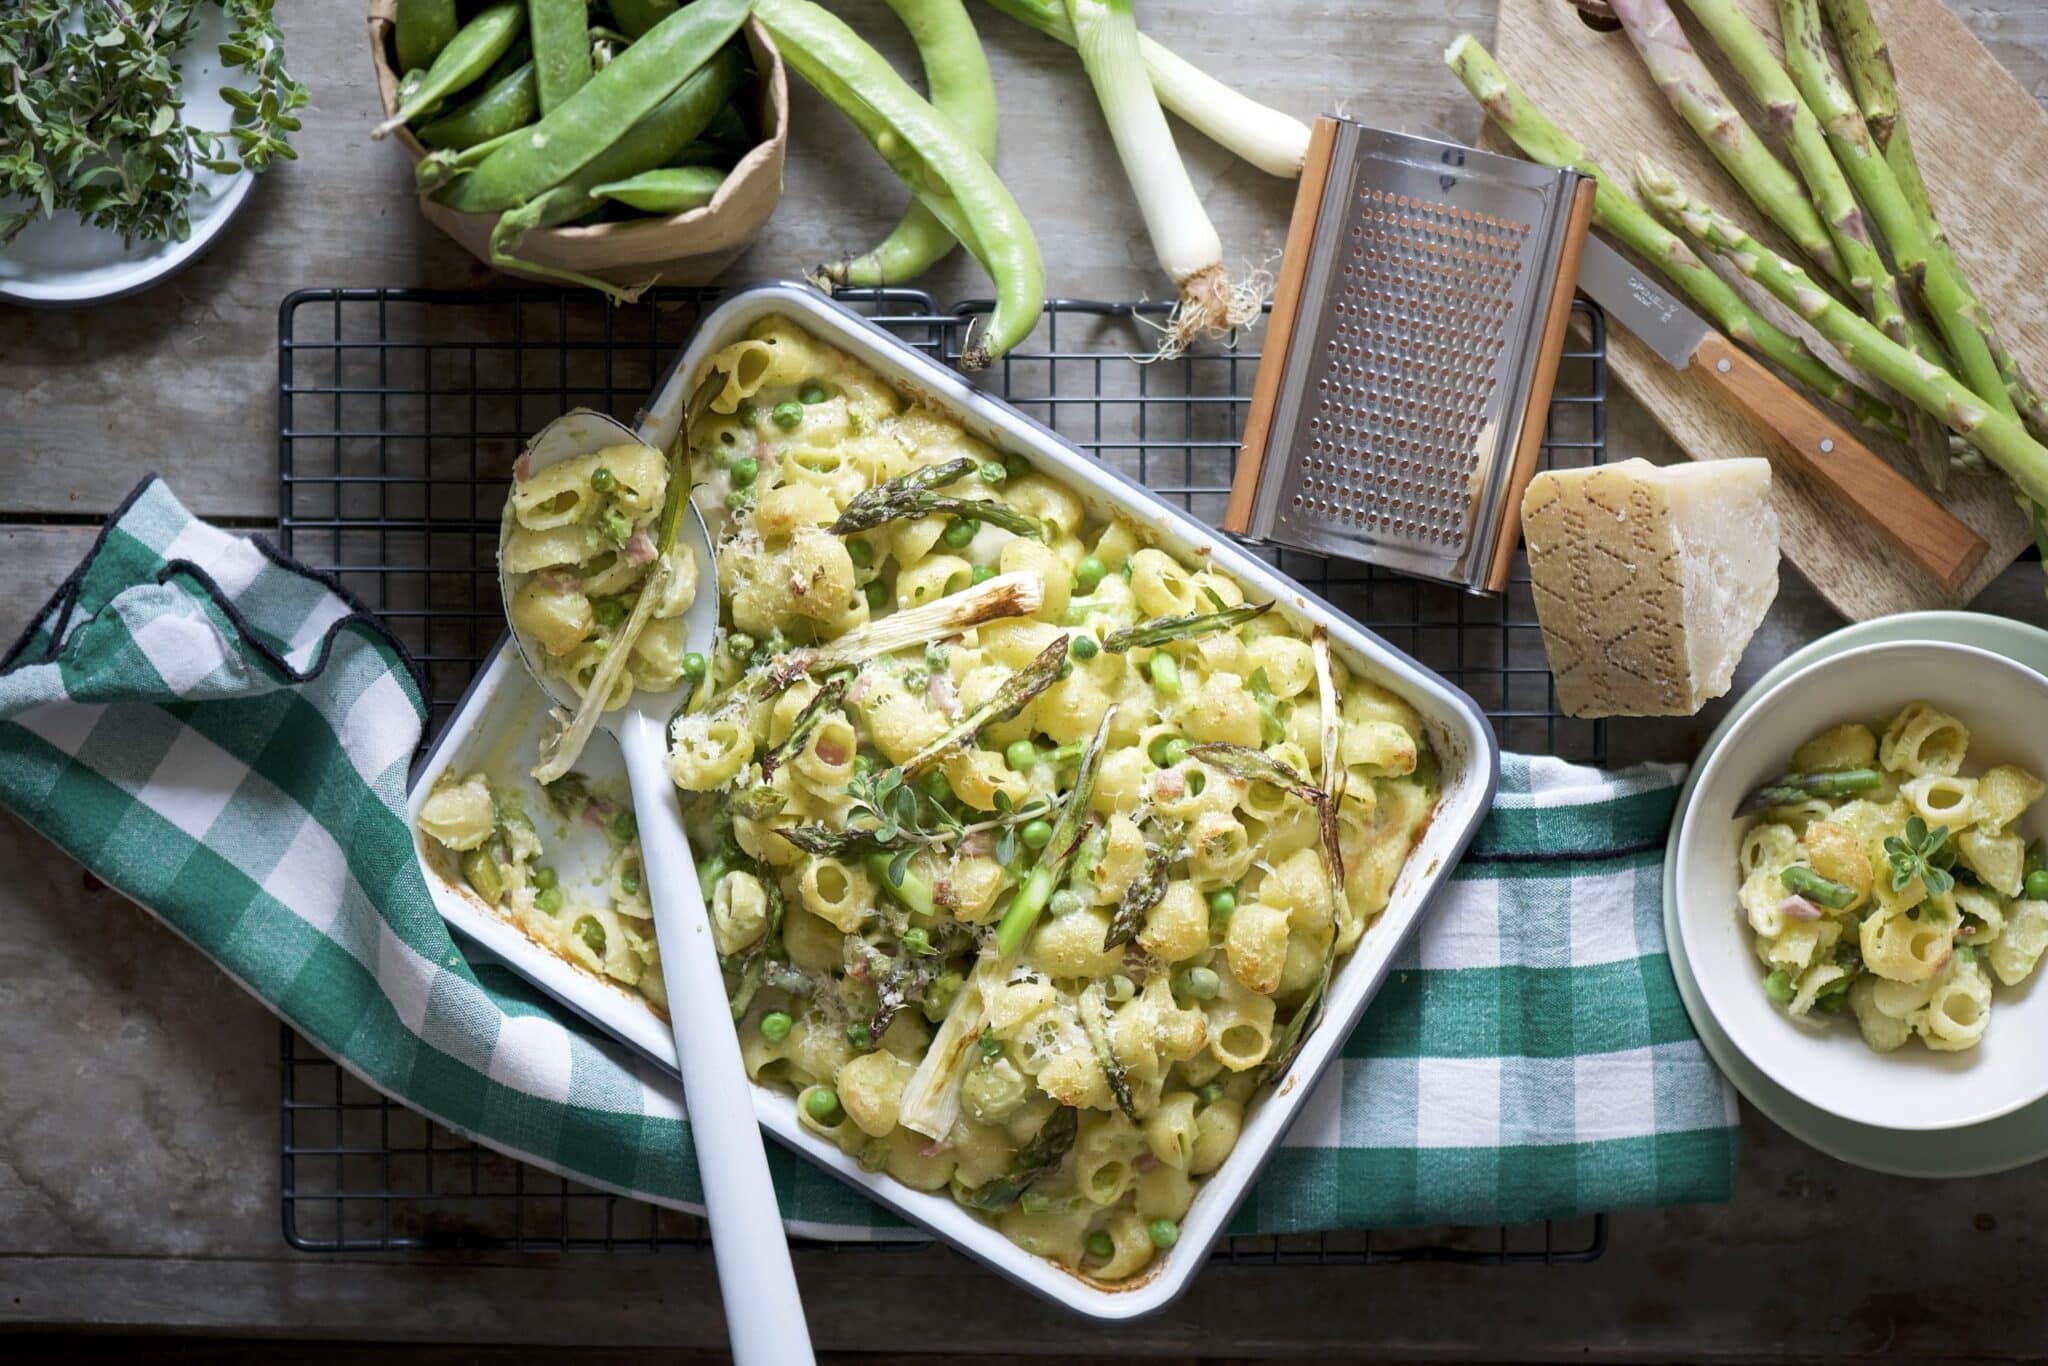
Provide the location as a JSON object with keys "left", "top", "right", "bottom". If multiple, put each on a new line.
{"left": 1674, "top": 638, "right": 2048, "bottom": 1133}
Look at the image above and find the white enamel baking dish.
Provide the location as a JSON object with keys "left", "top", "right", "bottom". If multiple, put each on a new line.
{"left": 408, "top": 281, "right": 1500, "bottom": 1319}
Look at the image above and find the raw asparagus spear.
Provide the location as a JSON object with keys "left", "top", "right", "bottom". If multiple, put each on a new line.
{"left": 1778, "top": 0, "right": 2013, "bottom": 425}
{"left": 1676, "top": 0, "right": 1950, "bottom": 482}
{"left": 1607, "top": 0, "right": 1841, "bottom": 286}
{"left": 1635, "top": 157, "right": 2048, "bottom": 508}
{"left": 1818, "top": 0, "right": 2048, "bottom": 440}
{"left": 1443, "top": 35, "right": 1905, "bottom": 441}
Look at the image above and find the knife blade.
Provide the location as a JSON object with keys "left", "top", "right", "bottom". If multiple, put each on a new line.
{"left": 1575, "top": 235, "right": 1986, "bottom": 593}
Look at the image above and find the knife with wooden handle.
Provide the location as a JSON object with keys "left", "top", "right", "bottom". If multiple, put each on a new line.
{"left": 1576, "top": 236, "right": 1987, "bottom": 592}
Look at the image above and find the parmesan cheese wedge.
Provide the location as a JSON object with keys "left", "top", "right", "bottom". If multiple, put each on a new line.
{"left": 1520, "top": 458, "right": 1779, "bottom": 719}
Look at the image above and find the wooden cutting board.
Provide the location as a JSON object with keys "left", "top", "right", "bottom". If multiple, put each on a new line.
{"left": 1494, "top": 0, "right": 2047, "bottom": 620}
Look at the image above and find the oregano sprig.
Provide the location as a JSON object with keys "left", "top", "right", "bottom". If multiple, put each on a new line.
{"left": 0, "top": 1, "right": 306, "bottom": 247}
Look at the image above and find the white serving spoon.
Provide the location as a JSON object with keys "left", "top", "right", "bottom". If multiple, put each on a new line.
{"left": 499, "top": 386, "right": 814, "bottom": 1366}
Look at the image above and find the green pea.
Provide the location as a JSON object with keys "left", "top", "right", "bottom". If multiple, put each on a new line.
{"left": 593, "top": 597, "right": 626, "bottom": 629}
{"left": 977, "top": 460, "right": 1008, "bottom": 485}
{"left": 971, "top": 565, "right": 996, "bottom": 585}
{"left": 736, "top": 400, "right": 757, "bottom": 427}
{"left": 1073, "top": 555, "right": 1107, "bottom": 593}
{"left": 921, "top": 769, "right": 952, "bottom": 804}
{"left": 1049, "top": 889, "right": 1082, "bottom": 917}
{"left": 804, "top": 1087, "right": 844, "bottom": 1126}
{"left": 533, "top": 866, "right": 558, "bottom": 891}
{"left": 1069, "top": 635, "right": 1099, "bottom": 661}
{"left": 1021, "top": 818, "right": 1053, "bottom": 850}
{"left": 798, "top": 379, "right": 828, "bottom": 404}
{"left": 1149, "top": 653, "right": 1182, "bottom": 696}
{"left": 681, "top": 651, "right": 708, "bottom": 682}
{"left": 864, "top": 580, "right": 892, "bottom": 612}
{"left": 726, "top": 631, "right": 756, "bottom": 659}
{"left": 1085, "top": 1229, "right": 1115, "bottom": 1261}
{"left": 1147, "top": 1219, "right": 1180, "bottom": 1250}
{"left": 760, "top": 1011, "right": 793, "bottom": 1042}
{"left": 1006, "top": 739, "right": 1039, "bottom": 772}
{"left": 902, "top": 927, "right": 934, "bottom": 956}
{"left": 1003, "top": 453, "right": 1031, "bottom": 481}
{"left": 620, "top": 868, "right": 640, "bottom": 895}
{"left": 772, "top": 400, "right": 804, "bottom": 430}
{"left": 2026, "top": 870, "right": 2048, "bottom": 902}
{"left": 535, "top": 886, "right": 563, "bottom": 915}
{"left": 590, "top": 466, "right": 617, "bottom": 493}
{"left": 1763, "top": 969, "right": 1794, "bottom": 1005}
{"left": 942, "top": 518, "right": 979, "bottom": 549}
{"left": 1207, "top": 887, "right": 1237, "bottom": 920}
{"left": 1162, "top": 737, "right": 1189, "bottom": 767}
{"left": 846, "top": 1022, "right": 873, "bottom": 1050}
{"left": 1178, "top": 966, "right": 1220, "bottom": 1001}
{"left": 575, "top": 916, "right": 606, "bottom": 956}
{"left": 1147, "top": 733, "right": 1176, "bottom": 766}
{"left": 1196, "top": 1081, "right": 1225, "bottom": 1108}
{"left": 610, "top": 809, "right": 637, "bottom": 842}
{"left": 726, "top": 488, "right": 754, "bottom": 516}
{"left": 923, "top": 971, "right": 964, "bottom": 1021}
{"left": 730, "top": 455, "right": 759, "bottom": 488}
{"left": 847, "top": 537, "right": 874, "bottom": 569}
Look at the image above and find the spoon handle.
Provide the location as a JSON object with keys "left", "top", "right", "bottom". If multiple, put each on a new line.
{"left": 620, "top": 711, "right": 815, "bottom": 1366}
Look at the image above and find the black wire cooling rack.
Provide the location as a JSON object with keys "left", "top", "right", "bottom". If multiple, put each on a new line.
{"left": 275, "top": 285, "right": 1609, "bottom": 1265}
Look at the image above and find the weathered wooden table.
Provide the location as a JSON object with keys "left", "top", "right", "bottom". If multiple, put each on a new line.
{"left": 5, "top": 1, "right": 2048, "bottom": 1358}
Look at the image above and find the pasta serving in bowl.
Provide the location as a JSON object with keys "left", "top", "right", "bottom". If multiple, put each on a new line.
{"left": 1675, "top": 638, "right": 2048, "bottom": 1133}
{"left": 408, "top": 283, "right": 1500, "bottom": 1320}
{"left": 1737, "top": 704, "right": 2048, "bottom": 1052}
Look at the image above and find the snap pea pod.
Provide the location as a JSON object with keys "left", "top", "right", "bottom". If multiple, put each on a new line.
{"left": 439, "top": 0, "right": 753, "bottom": 214}
{"left": 418, "top": 57, "right": 539, "bottom": 149}
{"left": 700, "top": 102, "right": 754, "bottom": 152}
{"left": 756, "top": 0, "right": 1042, "bottom": 368}
{"left": 611, "top": 0, "right": 682, "bottom": 36}
{"left": 529, "top": 0, "right": 593, "bottom": 113}
{"left": 488, "top": 46, "right": 745, "bottom": 297}
{"left": 590, "top": 165, "right": 727, "bottom": 213}
{"left": 416, "top": 125, "right": 526, "bottom": 192}
{"left": 396, "top": 0, "right": 461, "bottom": 74}
{"left": 376, "top": 2, "right": 528, "bottom": 139}
{"left": 825, "top": 0, "right": 997, "bottom": 288}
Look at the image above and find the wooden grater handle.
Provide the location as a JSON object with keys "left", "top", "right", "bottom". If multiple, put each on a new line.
{"left": 1689, "top": 333, "right": 1987, "bottom": 593}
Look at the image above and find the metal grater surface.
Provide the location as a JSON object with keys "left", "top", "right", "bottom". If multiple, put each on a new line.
{"left": 1249, "top": 125, "right": 1586, "bottom": 587}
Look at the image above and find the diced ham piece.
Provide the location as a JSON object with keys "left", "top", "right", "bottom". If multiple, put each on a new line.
{"left": 1777, "top": 895, "right": 1822, "bottom": 922}
{"left": 927, "top": 672, "right": 959, "bottom": 718}
{"left": 1153, "top": 769, "right": 1186, "bottom": 801}
{"left": 960, "top": 830, "right": 994, "bottom": 858}
{"left": 622, "top": 528, "right": 658, "bottom": 565}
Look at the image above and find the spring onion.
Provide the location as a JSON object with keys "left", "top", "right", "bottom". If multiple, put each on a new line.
{"left": 1062, "top": 0, "right": 1264, "bottom": 356}
{"left": 979, "top": 0, "right": 1308, "bottom": 177}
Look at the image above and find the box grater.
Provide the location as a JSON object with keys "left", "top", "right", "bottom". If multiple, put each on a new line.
{"left": 1226, "top": 120, "right": 1596, "bottom": 593}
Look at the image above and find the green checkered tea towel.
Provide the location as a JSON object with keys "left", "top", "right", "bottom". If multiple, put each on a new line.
{"left": 0, "top": 479, "right": 1737, "bottom": 1239}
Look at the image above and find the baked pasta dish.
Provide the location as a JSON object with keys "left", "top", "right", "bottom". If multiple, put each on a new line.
{"left": 1737, "top": 701, "right": 2048, "bottom": 1054}
{"left": 660, "top": 316, "right": 1440, "bottom": 1283}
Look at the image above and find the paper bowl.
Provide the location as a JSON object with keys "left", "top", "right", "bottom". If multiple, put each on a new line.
{"left": 366, "top": 3, "right": 786, "bottom": 290}
{"left": 1673, "top": 637, "right": 2048, "bottom": 1132}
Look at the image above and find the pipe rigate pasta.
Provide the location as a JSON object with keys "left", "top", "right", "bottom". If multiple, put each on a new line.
{"left": 1736, "top": 702, "right": 2047, "bottom": 1054}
